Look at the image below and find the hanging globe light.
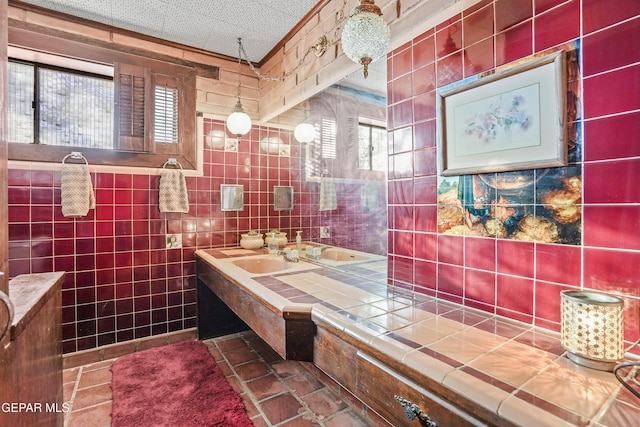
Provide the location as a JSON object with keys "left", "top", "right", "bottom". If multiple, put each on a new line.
{"left": 341, "top": 0, "right": 391, "bottom": 79}
{"left": 294, "top": 122, "right": 316, "bottom": 143}
{"left": 226, "top": 38, "right": 252, "bottom": 139}
{"left": 226, "top": 100, "right": 252, "bottom": 137}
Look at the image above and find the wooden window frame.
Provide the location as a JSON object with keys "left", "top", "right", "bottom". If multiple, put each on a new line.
{"left": 8, "top": 27, "right": 198, "bottom": 170}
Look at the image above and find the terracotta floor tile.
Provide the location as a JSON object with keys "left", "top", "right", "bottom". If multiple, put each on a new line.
{"left": 260, "top": 392, "right": 304, "bottom": 424}
{"left": 216, "top": 359, "right": 234, "bottom": 378}
{"left": 272, "top": 360, "right": 307, "bottom": 378}
{"left": 66, "top": 401, "right": 112, "bottom": 427}
{"left": 225, "top": 346, "right": 259, "bottom": 366}
{"left": 235, "top": 359, "right": 271, "bottom": 381}
{"left": 279, "top": 413, "right": 322, "bottom": 426}
{"left": 302, "top": 389, "right": 348, "bottom": 418}
{"left": 250, "top": 415, "right": 269, "bottom": 427}
{"left": 63, "top": 382, "right": 75, "bottom": 403}
{"left": 324, "top": 411, "right": 372, "bottom": 426}
{"left": 247, "top": 373, "right": 287, "bottom": 401}
{"left": 285, "top": 373, "right": 325, "bottom": 396}
{"left": 71, "top": 383, "right": 112, "bottom": 410}
{"left": 77, "top": 367, "right": 112, "bottom": 389}
{"left": 63, "top": 367, "right": 79, "bottom": 384}
{"left": 217, "top": 336, "right": 248, "bottom": 352}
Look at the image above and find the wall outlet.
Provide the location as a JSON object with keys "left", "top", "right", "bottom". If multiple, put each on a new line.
{"left": 166, "top": 233, "right": 182, "bottom": 249}
{"left": 320, "top": 226, "right": 330, "bottom": 238}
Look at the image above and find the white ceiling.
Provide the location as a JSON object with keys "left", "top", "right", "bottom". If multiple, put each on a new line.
{"left": 17, "top": 0, "right": 387, "bottom": 97}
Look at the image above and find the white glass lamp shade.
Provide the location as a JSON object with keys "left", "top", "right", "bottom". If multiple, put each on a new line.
{"left": 342, "top": 1, "right": 390, "bottom": 78}
{"left": 560, "top": 290, "right": 624, "bottom": 371}
{"left": 294, "top": 122, "right": 316, "bottom": 143}
{"left": 226, "top": 101, "right": 252, "bottom": 137}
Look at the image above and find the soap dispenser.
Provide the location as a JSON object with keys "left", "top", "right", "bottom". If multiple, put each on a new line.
{"left": 296, "top": 231, "right": 302, "bottom": 251}
{"left": 268, "top": 231, "right": 278, "bottom": 255}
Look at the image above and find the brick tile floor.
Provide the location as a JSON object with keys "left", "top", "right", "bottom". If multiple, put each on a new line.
{"left": 63, "top": 331, "right": 377, "bottom": 426}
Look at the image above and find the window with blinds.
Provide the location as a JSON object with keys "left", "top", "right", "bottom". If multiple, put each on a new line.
{"left": 319, "top": 118, "right": 337, "bottom": 159}
{"left": 7, "top": 37, "right": 198, "bottom": 169}
{"left": 154, "top": 85, "right": 179, "bottom": 144}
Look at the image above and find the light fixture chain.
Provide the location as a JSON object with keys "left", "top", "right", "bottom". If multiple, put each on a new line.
{"left": 237, "top": 0, "right": 349, "bottom": 82}
{"left": 236, "top": 38, "right": 243, "bottom": 101}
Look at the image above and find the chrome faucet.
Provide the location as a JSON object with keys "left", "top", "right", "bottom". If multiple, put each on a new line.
{"left": 282, "top": 251, "right": 299, "bottom": 262}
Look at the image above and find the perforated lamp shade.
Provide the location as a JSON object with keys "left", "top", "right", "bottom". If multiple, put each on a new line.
{"left": 560, "top": 290, "right": 624, "bottom": 371}
{"left": 341, "top": 0, "right": 390, "bottom": 79}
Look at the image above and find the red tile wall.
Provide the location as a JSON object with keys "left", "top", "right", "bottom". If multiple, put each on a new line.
{"left": 7, "top": 119, "right": 386, "bottom": 353}
{"left": 387, "top": 0, "right": 640, "bottom": 344}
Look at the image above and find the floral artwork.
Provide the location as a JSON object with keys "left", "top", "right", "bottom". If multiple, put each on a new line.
{"left": 453, "top": 82, "right": 541, "bottom": 157}
{"left": 463, "top": 92, "right": 534, "bottom": 145}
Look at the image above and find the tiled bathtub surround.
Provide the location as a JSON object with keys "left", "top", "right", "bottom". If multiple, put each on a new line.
{"left": 7, "top": 119, "right": 387, "bottom": 353}
{"left": 386, "top": 0, "right": 640, "bottom": 343}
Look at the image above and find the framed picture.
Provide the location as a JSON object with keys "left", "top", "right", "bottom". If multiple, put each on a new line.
{"left": 438, "top": 51, "right": 567, "bottom": 176}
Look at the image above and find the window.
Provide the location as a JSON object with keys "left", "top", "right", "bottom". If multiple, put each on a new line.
{"left": 7, "top": 27, "right": 201, "bottom": 169}
{"left": 8, "top": 60, "right": 114, "bottom": 149}
{"left": 358, "top": 122, "right": 387, "bottom": 172}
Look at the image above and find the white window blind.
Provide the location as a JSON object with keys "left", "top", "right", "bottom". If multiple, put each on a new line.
{"left": 154, "top": 85, "right": 179, "bottom": 144}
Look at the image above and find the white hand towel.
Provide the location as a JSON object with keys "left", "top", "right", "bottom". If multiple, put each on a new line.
{"left": 319, "top": 177, "right": 337, "bottom": 211}
{"left": 61, "top": 164, "right": 95, "bottom": 218}
{"left": 362, "top": 180, "right": 381, "bottom": 211}
{"left": 159, "top": 169, "right": 189, "bottom": 213}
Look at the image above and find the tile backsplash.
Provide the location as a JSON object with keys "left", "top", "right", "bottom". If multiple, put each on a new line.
{"left": 7, "top": 119, "right": 387, "bottom": 353}
{"left": 386, "top": 0, "right": 640, "bottom": 345}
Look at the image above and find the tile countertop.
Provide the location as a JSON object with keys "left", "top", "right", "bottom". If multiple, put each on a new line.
{"left": 195, "top": 247, "right": 640, "bottom": 427}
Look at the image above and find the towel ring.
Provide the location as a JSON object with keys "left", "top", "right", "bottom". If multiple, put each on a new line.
{"left": 162, "top": 158, "right": 183, "bottom": 170}
{"left": 62, "top": 151, "right": 88, "bottom": 165}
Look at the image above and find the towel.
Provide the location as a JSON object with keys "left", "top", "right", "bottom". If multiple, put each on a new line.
{"left": 61, "top": 164, "right": 95, "bottom": 218}
{"left": 319, "top": 177, "right": 337, "bottom": 211}
{"left": 159, "top": 169, "right": 189, "bottom": 213}
{"left": 362, "top": 180, "right": 381, "bottom": 211}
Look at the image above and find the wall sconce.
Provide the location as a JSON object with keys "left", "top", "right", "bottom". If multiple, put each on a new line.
{"left": 560, "top": 290, "right": 625, "bottom": 371}
{"left": 341, "top": 0, "right": 391, "bottom": 79}
{"left": 226, "top": 38, "right": 252, "bottom": 140}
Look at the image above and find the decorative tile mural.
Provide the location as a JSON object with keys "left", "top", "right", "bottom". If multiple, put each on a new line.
{"left": 437, "top": 44, "right": 582, "bottom": 245}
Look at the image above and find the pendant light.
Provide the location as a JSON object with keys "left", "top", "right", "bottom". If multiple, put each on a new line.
{"left": 341, "top": 0, "right": 391, "bottom": 79}
{"left": 226, "top": 38, "right": 252, "bottom": 139}
{"left": 293, "top": 101, "right": 315, "bottom": 143}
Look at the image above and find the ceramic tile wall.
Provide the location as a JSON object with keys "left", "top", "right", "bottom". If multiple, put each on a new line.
{"left": 387, "top": 0, "right": 640, "bottom": 344}
{"left": 7, "top": 118, "right": 386, "bottom": 353}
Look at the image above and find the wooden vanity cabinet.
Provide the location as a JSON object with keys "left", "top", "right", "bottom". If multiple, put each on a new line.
{"left": 314, "top": 325, "right": 494, "bottom": 427}
{"left": 196, "top": 258, "right": 314, "bottom": 361}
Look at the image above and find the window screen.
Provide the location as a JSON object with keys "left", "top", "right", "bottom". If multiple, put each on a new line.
{"left": 8, "top": 60, "right": 114, "bottom": 149}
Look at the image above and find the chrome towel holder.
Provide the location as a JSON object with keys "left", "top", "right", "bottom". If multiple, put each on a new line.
{"left": 61, "top": 151, "right": 88, "bottom": 165}
{"left": 162, "top": 158, "right": 183, "bottom": 170}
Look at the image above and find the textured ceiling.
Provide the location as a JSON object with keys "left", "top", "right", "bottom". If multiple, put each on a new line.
{"left": 17, "top": 0, "right": 387, "bottom": 97}
{"left": 18, "top": 0, "right": 320, "bottom": 62}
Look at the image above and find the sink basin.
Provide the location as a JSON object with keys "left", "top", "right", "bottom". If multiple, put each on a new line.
{"left": 320, "top": 248, "right": 369, "bottom": 262}
{"left": 230, "top": 257, "right": 292, "bottom": 274}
